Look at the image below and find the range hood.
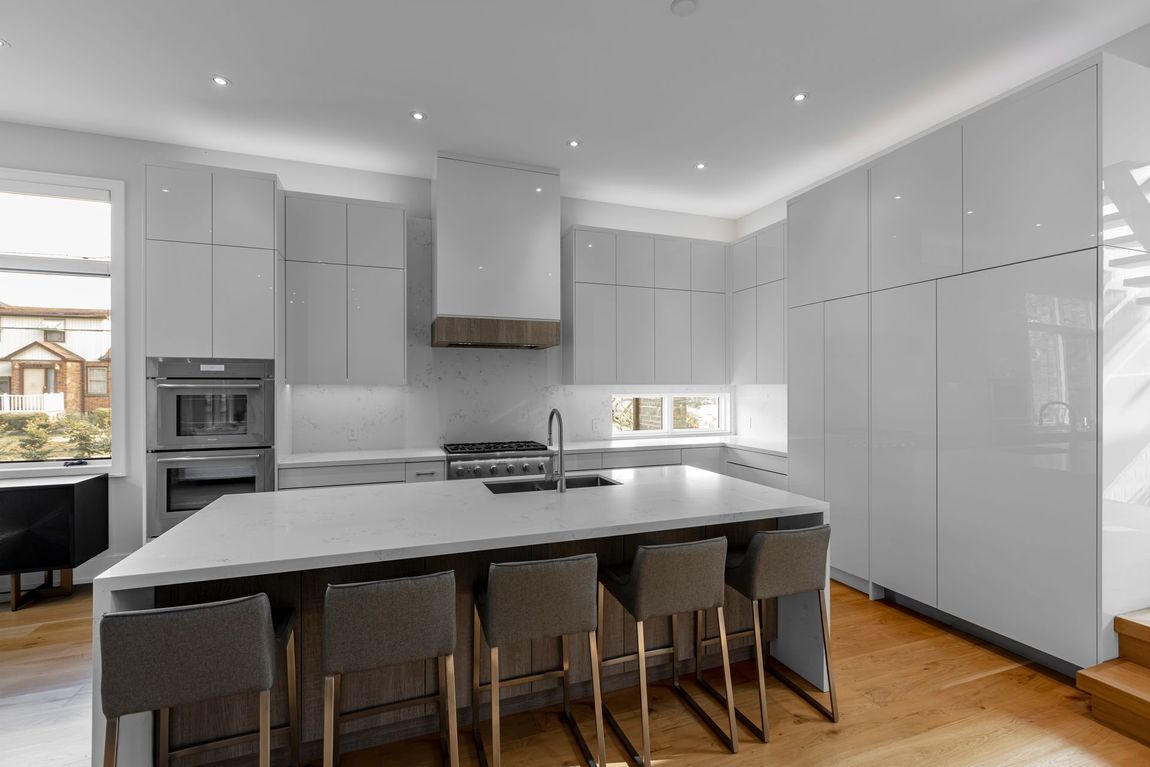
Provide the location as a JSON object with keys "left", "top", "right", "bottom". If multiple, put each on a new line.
{"left": 432, "top": 154, "right": 561, "bottom": 349}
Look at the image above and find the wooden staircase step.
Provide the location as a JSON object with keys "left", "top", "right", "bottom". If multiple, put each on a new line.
{"left": 1116, "top": 609, "right": 1150, "bottom": 644}
{"left": 1078, "top": 659, "right": 1150, "bottom": 744}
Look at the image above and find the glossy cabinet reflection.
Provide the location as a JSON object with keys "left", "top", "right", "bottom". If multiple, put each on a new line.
{"left": 730, "top": 288, "right": 756, "bottom": 383}
{"left": 691, "top": 291, "right": 726, "bottom": 382}
{"left": 937, "top": 250, "right": 1097, "bottom": 668}
{"left": 756, "top": 280, "right": 786, "bottom": 384}
{"left": 574, "top": 229, "right": 617, "bottom": 284}
{"left": 212, "top": 246, "right": 274, "bottom": 359}
{"left": 145, "top": 241, "right": 212, "bottom": 356}
{"left": 348, "top": 204, "right": 405, "bottom": 269}
{"left": 574, "top": 282, "right": 617, "bottom": 383}
{"left": 788, "top": 168, "right": 868, "bottom": 307}
{"left": 146, "top": 166, "right": 212, "bottom": 244}
{"left": 787, "top": 303, "right": 824, "bottom": 501}
{"left": 654, "top": 289, "right": 692, "bottom": 384}
{"left": 212, "top": 174, "right": 276, "bottom": 250}
{"left": 286, "top": 196, "right": 347, "bottom": 264}
{"left": 824, "top": 294, "right": 870, "bottom": 583}
{"left": 963, "top": 67, "right": 1098, "bottom": 271}
{"left": 348, "top": 265, "right": 405, "bottom": 384}
{"left": 285, "top": 261, "right": 348, "bottom": 384}
{"left": 870, "top": 281, "right": 937, "bottom": 606}
{"left": 617, "top": 286, "right": 655, "bottom": 384}
{"left": 870, "top": 126, "right": 962, "bottom": 290}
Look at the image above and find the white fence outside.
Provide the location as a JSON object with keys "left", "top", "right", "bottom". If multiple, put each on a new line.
{"left": 0, "top": 392, "right": 66, "bottom": 415}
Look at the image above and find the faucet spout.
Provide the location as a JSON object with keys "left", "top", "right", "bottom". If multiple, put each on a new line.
{"left": 547, "top": 408, "right": 566, "bottom": 493}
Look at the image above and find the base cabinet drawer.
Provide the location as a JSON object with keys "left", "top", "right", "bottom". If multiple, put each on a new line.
{"left": 405, "top": 462, "right": 445, "bottom": 483}
{"left": 725, "top": 448, "right": 787, "bottom": 475}
{"left": 725, "top": 462, "right": 788, "bottom": 490}
{"left": 602, "top": 449, "right": 681, "bottom": 469}
{"left": 278, "top": 463, "right": 406, "bottom": 489}
{"left": 565, "top": 452, "right": 603, "bottom": 471}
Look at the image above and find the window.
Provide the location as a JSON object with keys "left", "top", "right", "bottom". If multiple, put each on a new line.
{"left": 0, "top": 170, "right": 123, "bottom": 472}
{"left": 612, "top": 394, "right": 728, "bottom": 436}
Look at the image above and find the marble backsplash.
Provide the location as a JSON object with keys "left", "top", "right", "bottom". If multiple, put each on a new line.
{"left": 288, "top": 217, "right": 741, "bottom": 452}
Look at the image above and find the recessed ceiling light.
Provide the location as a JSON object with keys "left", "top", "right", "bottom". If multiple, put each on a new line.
{"left": 670, "top": 0, "right": 698, "bottom": 17}
{"left": 695, "top": 163, "right": 706, "bottom": 170}
{"left": 568, "top": 139, "right": 581, "bottom": 148}
{"left": 411, "top": 111, "right": 426, "bottom": 121}
{"left": 792, "top": 91, "right": 808, "bottom": 103}
{"left": 535, "top": 187, "right": 542, "bottom": 193}
{"left": 212, "top": 75, "right": 231, "bottom": 87}
{"left": 0, "top": 39, "right": 9, "bottom": 48}
{"left": 161, "top": 188, "right": 170, "bottom": 193}
{"left": 894, "top": 195, "right": 901, "bottom": 200}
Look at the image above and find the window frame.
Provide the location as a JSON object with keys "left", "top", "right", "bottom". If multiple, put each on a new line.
{"left": 0, "top": 167, "right": 125, "bottom": 478}
{"left": 610, "top": 392, "right": 730, "bottom": 439}
{"left": 86, "top": 366, "right": 109, "bottom": 396}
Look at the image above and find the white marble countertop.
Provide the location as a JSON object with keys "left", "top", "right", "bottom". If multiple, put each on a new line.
{"left": 97, "top": 466, "right": 822, "bottom": 590}
{"left": 278, "top": 435, "right": 786, "bottom": 468}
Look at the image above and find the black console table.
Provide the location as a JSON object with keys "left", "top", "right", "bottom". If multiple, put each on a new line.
{"left": 0, "top": 474, "right": 109, "bottom": 610}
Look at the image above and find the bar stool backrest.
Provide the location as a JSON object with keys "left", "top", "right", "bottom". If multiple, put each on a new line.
{"left": 324, "top": 570, "right": 456, "bottom": 675}
{"left": 483, "top": 553, "right": 598, "bottom": 647}
{"left": 737, "top": 524, "right": 831, "bottom": 601}
{"left": 100, "top": 594, "right": 276, "bottom": 718}
{"left": 629, "top": 537, "right": 727, "bottom": 621}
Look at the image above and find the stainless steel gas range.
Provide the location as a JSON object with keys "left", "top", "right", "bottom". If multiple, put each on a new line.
{"left": 442, "top": 441, "right": 555, "bottom": 480}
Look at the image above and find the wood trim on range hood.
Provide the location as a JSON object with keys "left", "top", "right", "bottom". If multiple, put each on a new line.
{"left": 431, "top": 317, "right": 561, "bottom": 349}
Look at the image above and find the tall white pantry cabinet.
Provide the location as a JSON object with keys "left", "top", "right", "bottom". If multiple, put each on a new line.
{"left": 786, "top": 54, "right": 1150, "bottom": 670}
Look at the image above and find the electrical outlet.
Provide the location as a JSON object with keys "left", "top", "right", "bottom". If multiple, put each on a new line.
{"left": 592, "top": 418, "right": 600, "bottom": 434}
{"left": 347, "top": 427, "right": 358, "bottom": 442}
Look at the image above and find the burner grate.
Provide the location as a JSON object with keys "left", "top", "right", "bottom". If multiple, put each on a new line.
{"left": 442, "top": 441, "right": 548, "bottom": 454}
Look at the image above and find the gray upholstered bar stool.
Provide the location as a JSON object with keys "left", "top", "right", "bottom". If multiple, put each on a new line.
{"left": 100, "top": 593, "right": 293, "bottom": 767}
{"left": 698, "top": 524, "right": 837, "bottom": 742}
{"left": 322, "top": 571, "right": 459, "bottom": 767}
{"left": 472, "top": 553, "right": 606, "bottom": 767}
{"left": 597, "top": 537, "right": 738, "bottom": 767}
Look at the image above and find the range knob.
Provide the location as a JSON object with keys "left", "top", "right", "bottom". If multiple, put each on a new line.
{"left": 538, "top": 462, "right": 546, "bottom": 472}
{"left": 455, "top": 467, "right": 465, "bottom": 476}
{"left": 489, "top": 465, "right": 499, "bottom": 475}
{"left": 506, "top": 464, "right": 516, "bottom": 473}
{"left": 472, "top": 467, "right": 482, "bottom": 476}
{"left": 522, "top": 463, "right": 530, "bottom": 472}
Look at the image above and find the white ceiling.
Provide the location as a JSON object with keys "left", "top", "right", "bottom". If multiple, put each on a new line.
{"left": 2, "top": 1, "right": 1150, "bottom": 220}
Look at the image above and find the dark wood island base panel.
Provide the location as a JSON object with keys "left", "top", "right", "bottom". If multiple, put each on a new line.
{"left": 153, "top": 520, "right": 785, "bottom": 766}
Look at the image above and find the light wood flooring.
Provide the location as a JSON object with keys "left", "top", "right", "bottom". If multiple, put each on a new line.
{"left": 4, "top": 583, "right": 1149, "bottom": 766}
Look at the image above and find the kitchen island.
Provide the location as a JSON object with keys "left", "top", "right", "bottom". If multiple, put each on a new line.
{"left": 91, "top": 466, "right": 828, "bottom": 765}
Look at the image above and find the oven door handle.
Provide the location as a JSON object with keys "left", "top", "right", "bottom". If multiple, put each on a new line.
{"left": 156, "top": 454, "right": 262, "bottom": 463}
{"left": 155, "top": 383, "right": 263, "bottom": 389}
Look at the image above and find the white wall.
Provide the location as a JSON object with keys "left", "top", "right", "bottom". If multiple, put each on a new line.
{"left": 561, "top": 197, "right": 734, "bottom": 242}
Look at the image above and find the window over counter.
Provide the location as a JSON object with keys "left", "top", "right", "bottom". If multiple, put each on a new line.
{"left": 611, "top": 394, "right": 728, "bottom": 436}
{"left": 0, "top": 169, "right": 124, "bottom": 474}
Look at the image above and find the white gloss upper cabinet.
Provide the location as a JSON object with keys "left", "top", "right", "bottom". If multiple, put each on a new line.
{"left": 870, "top": 126, "right": 962, "bottom": 290}
{"left": 145, "top": 240, "right": 213, "bottom": 357}
{"left": 348, "top": 265, "right": 405, "bottom": 384}
{"left": 824, "top": 294, "right": 870, "bottom": 583}
{"left": 963, "top": 67, "right": 1098, "bottom": 271}
{"left": 617, "top": 234, "right": 655, "bottom": 287}
{"left": 937, "top": 250, "right": 1098, "bottom": 668}
{"left": 348, "top": 204, "right": 405, "bottom": 269}
{"left": 574, "top": 282, "right": 617, "bottom": 384}
{"left": 655, "top": 289, "right": 692, "bottom": 384}
{"left": 788, "top": 168, "right": 868, "bottom": 307}
{"left": 691, "top": 291, "right": 726, "bottom": 383}
{"left": 617, "top": 286, "right": 655, "bottom": 385}
{"left": 691, "top": 241, "right": 726, "bottom": 293}
{"left": 285, "top": 261, "right": 348, "bottom": 384}
{"left": 787, "top": 303, "right": 824, "bottom": 501}
{"left": 870, "top": 281, "right": 937, "bottom": 607}
{"left": 730, "top": 288, "right": 757, "bottom": 384}
{"left": 212, "top": 174, "right": 275, "bottom": 250}
{"left": 286, "top": 196, "right": 347, "bottom": 264}
{"left": 574, "top": 229, "right": 617, "bottom": 284}
{"left": 211, "top": 246, "right": 275, "bottom": 359}
{"left": 730, "top": 237, "right": 757, "bottom": 292}
{"left": 654, "top": 238, "right": 692, "bottom": 290}
{"left": 756, "top": 280, "right": 786, "bottom": 384}
{"left": 757, "top": 223, "right": 786, "bottom": 285}
{"left": 146, "top": 166, "right": 212, "bottom": 244}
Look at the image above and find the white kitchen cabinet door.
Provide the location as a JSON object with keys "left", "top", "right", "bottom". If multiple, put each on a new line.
{"left": 348, "top": 204, "right": 405, "bottom": 269}
{"left": 212, "top": 246, "right": 275, "bottom": 359}
{"left": 285, "top": 261, "right": 348, "bottom": 384}
{"left": 654, "top": 289, "right": 691, "bottom": 383}
{"left": 691, "top": 291, "right": 726, "bottom": 383}
{"left": 787, "top": 168, "right": 868, "bottom": 307}
{"left": 870, "top": 281, "right": 937, "bottom": 607}
{"left": 691, "top": 241, "right": 726, "bottom": 293}
{"left": 574, "top": 229, "right": 616, "bottom": 284}
{"left": 616, "top": 286, "right": 655, "bottom": 385}
{"left": 146, "top": 165, "right": 212, "bottom": 244}
{"left": 870, "top": 125, "right": 962, "bottom": 290}
{"left": 730, "top": 288, "right": 757, "bottom": 384}
{"left": 824, "top": 294, "right": 870, "bottom": 583}
{"left": 682, "top": 446, "right": 724, "bottom": 474}
{"left": 726, "top": 462, "right": 789, "bottom": 490}
{"left": 212, "top": 174, "right": 275, "bottom": 249}
{"left": 617, "top": 234, "right": 655, "bottom": 287}
{"left": 348, "top": 266, "right": 405, "bottom": 384}
{"left": 937, "top": 250, "right": 1098, "bottom": 668}
{"left": 574, "top": 282, "right": 617, "bottom": 383}
{"left": 654, "top": 238, "right": 692, "bottom": 290}
{"left": 787, "top": 303, "right": 824, "bottom": 501}
{"left": 730, "top": 237, "right": 757, "bottom": 292}
{"left": 963, "top": 67, "right": 1098, "bottom": 272}
{"left": 757, "top": 223, "right": 786, "bottom": 285}
{"left": 756, "top": 280, "right": 786, "bottom": 384}
{"left": 145, "top": 240, "right": 213, "bottom": 356}
{"left": 285, "top": 196, "right": 347, "bottom": 264}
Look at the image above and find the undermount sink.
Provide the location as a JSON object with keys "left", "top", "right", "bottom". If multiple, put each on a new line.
{"left": 485, "top": 475, "right": 621, "bottom": 494}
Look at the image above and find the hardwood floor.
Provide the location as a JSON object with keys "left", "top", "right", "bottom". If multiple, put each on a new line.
{"left": 4, "top": 583, "right": 1149, "bottom": 766}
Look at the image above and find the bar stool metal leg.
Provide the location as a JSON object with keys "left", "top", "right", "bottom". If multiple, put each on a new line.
{"left": 439, "top": 654, "right": 460, "bottom": 767}
{"left": 588, "top": 631, "right": 607, "bottom": 766}
{"left": 103, "top": 718, "right": 119, "bottom": 767}
{"left": 716, "top": 607, "right": 739, "bottom": 753}
{"left": 490, "top": 646, "right": 501, "bottom": 767}
{"left": 259, "top": 688, "right": 271, "bottom": 767}
{"left": 752, "top": 599, "right": 770, "bottom": 741}
{"left": 286, "top": 628, "right": 300, "bottom": 766}
{"left": 156, "top": 707, "right": 170, "bottom": 767}
{"left": 763, "top": 588, "right": 839, "bottom": 723}
{"left": 323, "top": 673, "right": 342, "bottom": 767}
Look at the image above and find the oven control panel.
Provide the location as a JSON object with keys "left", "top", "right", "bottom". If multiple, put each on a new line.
{"left": 448, "top": 455, "right": 554, "bottom": 479}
